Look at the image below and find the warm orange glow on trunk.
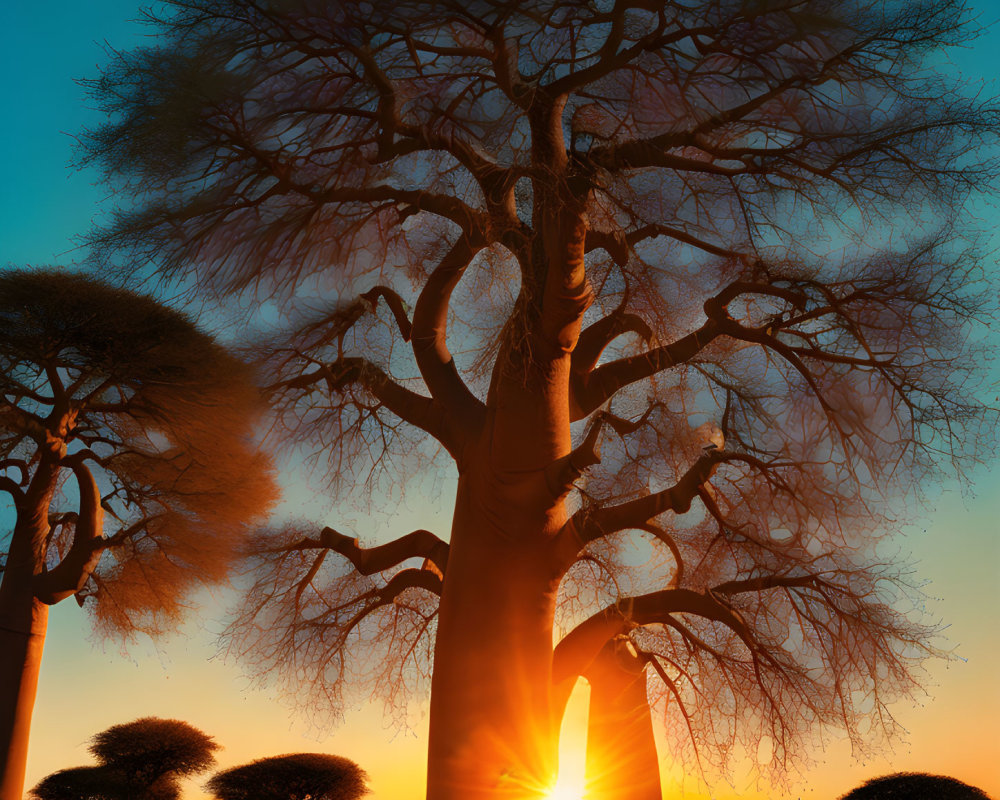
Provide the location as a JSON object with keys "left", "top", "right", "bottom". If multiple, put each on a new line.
{"left": 583, "top": 641, "right": 660, "bottom": 800}
{"left": 427, "top": 464, "right": 567, "bottom": 800}
{"left": 0, "top": 600, "right": 47, "bottom": 800}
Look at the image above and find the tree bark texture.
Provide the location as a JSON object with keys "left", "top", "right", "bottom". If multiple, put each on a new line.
{"left": 584, "top": 640, "right": 661, "bottom": 800}
{"left": 0, "top": 463, "right": 58, "bottom": 800}
{"left": 0, "top": 593, "right": 49, "bottom": 800}
{"left": 427, "top": 399, "right": 573, "bottom": 800}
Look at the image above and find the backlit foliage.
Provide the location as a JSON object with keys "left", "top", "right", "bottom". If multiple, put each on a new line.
{"left": 0, "top": 269, "right": 277, "bottom": 637}
{"left": 29, "top": 717, "right": 218, "bottom": 800}
{"left": 83, "top": 0, "right": 996, "bottom": 787}
{"left": 207, "top": 752, "right": 369, "bottom": 800}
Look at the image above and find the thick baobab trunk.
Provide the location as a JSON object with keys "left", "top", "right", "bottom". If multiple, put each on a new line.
{"left": 424, "top": 180, "right": 587, "bottom": 799}
{"left": 426, "top": 462, "right": 566, "bottom": 800}
{"left": 584, "top": 639, "right": 661, "bottom": 800}
{"left": 0, "top": 589, "right": 49, "bottom": 800}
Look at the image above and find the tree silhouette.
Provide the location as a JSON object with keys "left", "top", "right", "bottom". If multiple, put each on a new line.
{"left": 29, "top": 767, "right": 130, "bottom": 800}
{"left": 29, "top": 717, "right": 219, "bottom": 800}
{"left": 206, "top": 753, "right": 368, "bottom": 800}
{"left": 0, "top": 270, "right": 277, "bottom": 800}
{"left": 83, "top": 1, "right": 997, "bottom": 798}
{"left": 88, "top": 718, "right": 220, "bottom": 793}
{"left": 838, "top": 772, "right": 993, "bottom": 800}
{"left": 582, "top": 638, "right": 660, "bottom": 800}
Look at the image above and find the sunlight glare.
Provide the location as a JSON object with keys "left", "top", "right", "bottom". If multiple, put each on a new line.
{"left": 545, "top": 679, "right": 591, "bottom": 800}
{"left": 544, "top": 774, "right": 587, "bottom": 800}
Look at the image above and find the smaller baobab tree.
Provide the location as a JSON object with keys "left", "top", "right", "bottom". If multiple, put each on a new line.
{"left": 206, "top": 753, "right": 369, "bottom": 800}
{"left": 29, "top": 717, "right": 219, "bottom": 800}
{"left": 838, "top": 773, "right": 993, "bottom": 800}
{"left": 0, "top": 269, "right": 277, "bottom": 800}
{"left": 29, "top": 768, "right": 120, "bottom": 800}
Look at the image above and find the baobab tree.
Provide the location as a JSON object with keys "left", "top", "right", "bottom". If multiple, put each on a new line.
{"left": 30, "top": 717, "right": 219, "bottom": 800}
{"left": 83, "top": 0, "right": 996, "bottom": 798}
{"left": 838, "top": 773, "right": 993, "bottom": 800}
{"left": 206, "top": 753, "right": 368, "bottom": 800}
{"left": 0, "top": 270, "right": 276, "bottom": 800}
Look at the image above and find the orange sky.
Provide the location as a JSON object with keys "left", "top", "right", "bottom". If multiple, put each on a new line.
{"left": 21, "top": 463, "right": 1000, "bottom": 799}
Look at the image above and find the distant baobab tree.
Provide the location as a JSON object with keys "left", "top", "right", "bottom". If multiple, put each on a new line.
{"left": 0, "top": 270, "right": 277, "bottom": 800}
{"left": 838, "top": 772, "right": 993, "bottom": 800}
{"left": 82, "top": 1, "right": 997, "bottom": 798}
{"left": 206, "top": 753, "right": 369, "bottom": 800}
{"left": 30, "top": 717, "right": 219, "bottom": 800}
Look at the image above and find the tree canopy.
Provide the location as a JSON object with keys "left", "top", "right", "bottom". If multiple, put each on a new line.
{"left": 88, "top": 718, "right": 220, "bottom": 786}
{"left": 206, "top": 753, "right": 369, "bottom": 800}
{"left": 0, "top": 268, "right": 277, "bottom": 635}
{"left": 29, "top": 718, "right": 219, "bottom": 800}
{"left": 838, "top": 773, "right": 993, "bottom": 800}
{"left": 82, "top": 1, "right": 998, "bottom": 797}
{"left": 0, "top": 269, "right": 276, "bottom": 800}
{"left": 29, "top": 767, "right": 133, "bottom": 800}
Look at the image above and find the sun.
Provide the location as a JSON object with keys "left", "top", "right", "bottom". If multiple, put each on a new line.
{"left": 544, "top": 775, "right": 587, "bottom": 800}
{"left": 542, "top": 678, "right": 591, "bottom": 800}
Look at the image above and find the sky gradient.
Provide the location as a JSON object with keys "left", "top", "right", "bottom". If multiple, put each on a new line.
{"left": 2, "top": 2, "right": 999, "bottom": 798}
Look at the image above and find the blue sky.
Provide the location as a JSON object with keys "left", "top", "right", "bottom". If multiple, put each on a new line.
{"left": 0, "top": 1, "right": 169, "bottom": 266}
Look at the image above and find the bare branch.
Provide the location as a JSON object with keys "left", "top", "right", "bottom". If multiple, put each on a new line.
{"left": 373, "top": 566, "right": 443, "bottom": 601}
{"left": 410, "top": 236, "right": 488, "bottom": 434}
{"left": 552, "top": 587, "right": 753, "bottom": 687}
{"left": 570, "top": 278, "right": 810, "bottom": 417}
{"left": 571, "top": 304, "right": 652, "bottom": 378}
{"left": 572, "top": 320, "right": 717, "bottom": 419}
{"left": 359, "top": 286, "right": 413, "bottom": 342}
{"left": 270, "top": 356, "right": 460, "bottom": 456}
{"left": 33, "top": 456, "right": 105, "bottom": 605}
{"left": 574, "top": 449, "right": 724, "bottom": 543}
{"left": 712, "top": 573, "right": 832, "bottom": 597}
{"left": 545, "top": 416, "right": 604, "bottom": 499}
{"left": 285, "top": 526, "right": 449, "bottom": 577}
{"left": 0, "top": 476, "right": 23, "bottom": 504}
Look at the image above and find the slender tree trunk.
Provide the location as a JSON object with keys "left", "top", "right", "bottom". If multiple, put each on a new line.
{"left": 426, "top": 460, "right": 565, "bottom": 800}
{"left": 0, "top": 462, "right": 58, "bottom": 800}
{"left": 584, "top": 640, "right": 661, "bottom": 800}
{"left": 0, "top": 591, "right": 49, "bottom": 800}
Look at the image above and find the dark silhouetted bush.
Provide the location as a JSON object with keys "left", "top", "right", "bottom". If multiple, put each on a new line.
{"left": 206, "top": 753, "right": 368, "bottom": 800}
{"left": 29, "top": 718, "right": 218, "bottom": 800}
{"left": 88, "top": 718, "right": 219, "bottom": 786}
{"left": 839, "top": 772, "right": 993, "bottom": 800}
{"left": 30, "top": 766, "right": 127, "bottom": 800}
